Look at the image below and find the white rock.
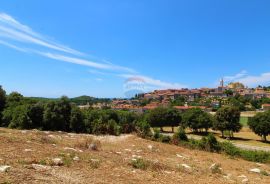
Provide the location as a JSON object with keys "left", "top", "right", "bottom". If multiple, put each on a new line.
{"left": 136, "top": 150, "right": 143, "bottom": 153}
{"left": 73, "top": 156, "right": 80, "bottom": 161}
{"left": 223, "top": 174, "right": 232, "bottom": 180}
{"left": 89, "top": 143, "right": 98, "bottom": 151}
{"left": 124, "top": 149, "right": 132, "bottom": 152}
{"left": 21, "top": 130, "right": 27, "bottom": 134}
{"left": 181, "top": 164, "right": 191, "bottom": 170}
{"left": 24, "top": 149, "right": 33, "bottom": 152}
{"left": 32, "top": 164, "right": 50, "bottom": 171}
{"left": 64, "top": 147, "right": 77, "bottom": 152}
{"left": 116, "top": 152, "right": 122, "bottom": 155}
{"left": 164, "top": 171, "right": 172, "bottom": 174}
{"left": 256, "top": 163, "right": 264, "bottom": 167}
{"left": 242, "top": 178, "right": 249, "bottom": 183}
{"left": 238, "top": 175, "right": 247, "bottom": 178}
{"left": 52, "top": 158, "right": 63, "bottom": 166}
{"left": 0, "top": 165, "right": 11, "bottom": 172}
{"left": 148, "top": 145, "right": 153, "bottom": 150}
{"left": 249, "top": 168, "right": 261, "bottom": 174}
{"left": 132, "top": 155, "right": 142, "bottom": 159}
{"left": 90, "top": 159, "right": 99, "bottom": 162}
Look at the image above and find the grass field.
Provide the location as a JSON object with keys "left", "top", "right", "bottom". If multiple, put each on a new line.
{"left": 240, "top": 116, "right": 250, "bottom": 127}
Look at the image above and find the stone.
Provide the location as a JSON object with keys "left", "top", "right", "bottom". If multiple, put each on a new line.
{"left": 64, "top": 147, "right": 77, "bottom": 152}
{"left": 249, "top": 168, "right": 261, "bottom": 174}
{"left": 147, "top": 145, "right": 153, "bottom": 150}
{"left": 242, "top": 178, "right": 249, "bottom": 183}
{"left": 210, "top": 163, "right": 222, "bottom": 174}
{"left": 52, "top": 158, "right": 63, "bottom": 166}
{"left": 73, "top": 156, "right": 80, "bottom": 161}
{"left": 24, "top": 149, "right": 33, "bottom": 152}
{"left": 89, "top": 143, "right": 98, "bottom": 151}
{"left": 181, "top": 164, "right": 191, "bottom": 170}
{"left": 0, "top": 165, "right": 11, "bottom": 172}
{"left": 32, "top": 164, "right": 50, "bottom": 171}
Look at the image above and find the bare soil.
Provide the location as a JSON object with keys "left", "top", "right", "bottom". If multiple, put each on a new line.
{"left": 0, "top": 128, "right": 270, "bottom": 184}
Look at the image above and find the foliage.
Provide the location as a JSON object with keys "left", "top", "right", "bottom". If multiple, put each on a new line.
{"left": 69, "top": 106, "right": 85, "bottom": 133}
{"left": 0, "top": 85, "right": 6, "bottom": 112}
{"left": 130, "top": 158, "right": 149, "bottom": 170}
{"left": 147, "top": 107, "right": 181, "bottom": 130}
{"left": 182, "top": 108, "right": 213, "bottom": 132}
{"left": 214, "top": 106, "right": 242, "bottom": 138}
{"left": 248, "top": 111, "right": 270, "bottom": 142}
{"left": 172, "top": 127, "right": 188, "bottom": 143}
{"left": 135, "top": 120, "right": 151, "bottom": 138}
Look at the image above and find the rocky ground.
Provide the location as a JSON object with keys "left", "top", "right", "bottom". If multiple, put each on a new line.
{"left": 0, "top": 128, "right": 270, "bottom": 184}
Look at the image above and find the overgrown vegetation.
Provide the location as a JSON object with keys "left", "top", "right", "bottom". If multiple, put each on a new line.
{"left": 152, "top": 128, "right": 270, "bottom": 163}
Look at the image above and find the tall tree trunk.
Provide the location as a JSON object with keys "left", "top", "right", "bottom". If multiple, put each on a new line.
{"left": 172, "top": 126, "right": 174, "bottom": 133}
{"left": 221, "top": 131, "right": 224, "bottom": 138}
{"left": 263, "top": 135, "right": 267, "bottom": 142}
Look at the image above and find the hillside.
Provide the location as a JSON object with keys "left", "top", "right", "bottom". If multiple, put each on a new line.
{"left": 0, "top": 128, "right": 269, "bottom": 184}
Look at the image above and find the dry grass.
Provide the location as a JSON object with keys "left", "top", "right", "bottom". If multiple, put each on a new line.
{"left": 0, "top": 127, "right": 270, "bottom": 184}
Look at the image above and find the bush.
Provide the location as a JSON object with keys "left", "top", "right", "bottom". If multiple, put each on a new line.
{"left": 153, "top": 128, "right": 162, "bottom": 140}
{"left": 172, "top": 127, "right": 188, "bottom": 143}
{"left": 160, "top": 135, "right": 171, "bottom": 143}
{"left": 199, "top": 134, "right": 220, "bottom": 152}
{"left": 135, "top": 120, "right": 152, "bottom": 138}
{"left": 220, "top": 142, "right": 240, "bottom": 156}
{"left": 130, "top": 158, "right": 149, "bottom": 170}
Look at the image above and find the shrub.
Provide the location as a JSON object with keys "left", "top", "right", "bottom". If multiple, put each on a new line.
{"left": 172, "top": 127, "right": 188, "bottom": 143}
{"left": 130, "top": 158, "right": 149, "bottom": 170}
{"left": 75, "top": 137, "right": 101, "bottom": 151}
{"left": 160, "top": 135, "right": 171, "bottom": 143}
{"left": 135, "top": 120, "right": 152, "bottom": 138}
{"left": 200, "top": 134, "right": 220, "bottom": 152}
{"left": 153, "top": 128, "right": 162, "bottom": 140}
{"left": 220, "top": 142, "right": 240, "bottom": 156}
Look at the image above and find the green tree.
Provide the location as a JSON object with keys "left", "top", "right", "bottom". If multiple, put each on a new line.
{"left": 6, "top": 92, "right": 23, "bottom": 107}
{"left": 8, "top": 105, "right": 32, "bottom": 129}
{"left": 43, "top": 97, "right": 71, "bottom": 131}
{"left": 248, "top": 111, "right": 270, "bottom": 142}
{"left": 147, "top": 107, "right": 181, "bottom": 132}
{"left": 0, "top": 85, "right": 6, "bottom": 112}
{"left": 69, "top": 106, "right": 85, "bottom": 133}
{"left": 27, "top": 103, "right": 44, "bottom": 129}
{"left": 182, "top": 108, "right": 213, "bottom": 132}
{"left": 214, "top": 106, "right": 242, "bottom": 138}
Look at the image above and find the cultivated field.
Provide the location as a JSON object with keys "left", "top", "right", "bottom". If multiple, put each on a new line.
{"left": 0, "top": 128, "right": 270, "bottom": 184}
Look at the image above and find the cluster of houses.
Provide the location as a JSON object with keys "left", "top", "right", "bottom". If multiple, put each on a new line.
{"left": 78, "top": 80, "right": 270, "bottom": 112}
{"left": 111, "top": 80, "right": 270, "bottom": 113}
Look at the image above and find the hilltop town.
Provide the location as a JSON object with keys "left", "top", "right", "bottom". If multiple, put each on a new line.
{"left": 85, "top": 80, "right": 270, "bottom": 113}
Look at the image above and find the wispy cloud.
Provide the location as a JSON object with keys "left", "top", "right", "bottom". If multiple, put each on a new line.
{"left": 0, "top": 12, "right": 187, "bottom": 95}
{"left": 119, "top": 74, "right": 187, "bottom": 90}
{"left": 0, "top": 13, "right": 82, "bottom": 55}
{"left": 0, "top": 12, "right": 135, "bottom": 73}
{"left": 223, "top": 70, "right": 248, "bottom": 83}
{"left": 220, "top": 71, "right": 270, "bottom": 87}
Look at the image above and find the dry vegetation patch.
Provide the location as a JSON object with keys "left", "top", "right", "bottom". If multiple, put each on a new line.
{"left": 0, "top": 127, "right": 270, "bottom": 184}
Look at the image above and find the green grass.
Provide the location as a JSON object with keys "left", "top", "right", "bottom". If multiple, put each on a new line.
{"left": 240, "top": 116, "right": 249, "bottom": 127}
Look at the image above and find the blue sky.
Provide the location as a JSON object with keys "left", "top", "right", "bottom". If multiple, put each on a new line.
{"left": 1, "top": 0, "right": 270, "bottom": 98}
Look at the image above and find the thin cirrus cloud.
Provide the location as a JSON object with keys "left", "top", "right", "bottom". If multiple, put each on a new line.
{"left": 0, "top": 12, "right": 135, "bottom": 73}
{"left": 119, "top": 74, "right": 188, "bottom": 90}
{"left": 221, "top": 70, "right": 270, "bottom": 87}
{"left": 0, "top": 12, "right": 187, "bottom": 92}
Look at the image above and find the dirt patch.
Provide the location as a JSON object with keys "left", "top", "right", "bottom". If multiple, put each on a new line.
{"left": 0, "top": 127, "right": 269, "bottom": 184}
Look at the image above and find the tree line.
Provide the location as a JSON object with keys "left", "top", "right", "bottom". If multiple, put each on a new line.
{"left": 0, "top": 85, "right": 270, "bottom": 141}
{"left": 0, "top": 86, "right": 149, "bottom": 136}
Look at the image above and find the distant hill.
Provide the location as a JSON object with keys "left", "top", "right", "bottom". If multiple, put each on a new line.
{"left": 25, "top": 96, "right": 111, "bottom": 105}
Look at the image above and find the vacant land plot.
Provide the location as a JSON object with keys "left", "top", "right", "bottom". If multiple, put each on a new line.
{"left": 0, "top": 128, "right": 270, "bottom": 184}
